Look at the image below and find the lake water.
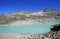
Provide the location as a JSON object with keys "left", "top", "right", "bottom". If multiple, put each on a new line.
{"left": 0, "top": 22, "right": 60, "bottom": 34}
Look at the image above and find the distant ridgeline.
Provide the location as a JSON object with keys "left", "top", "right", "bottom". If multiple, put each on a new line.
{"left": 0, "top": 8, "right": 60, "bottom": 25}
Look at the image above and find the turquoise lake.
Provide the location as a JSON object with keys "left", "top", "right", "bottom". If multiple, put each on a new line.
{"left": 0, "top": 22, "right": 60, "bottom": 34}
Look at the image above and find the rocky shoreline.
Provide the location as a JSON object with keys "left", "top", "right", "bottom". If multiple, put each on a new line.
{"left": 0, "top": 31, "right": 60, "bottom": 39}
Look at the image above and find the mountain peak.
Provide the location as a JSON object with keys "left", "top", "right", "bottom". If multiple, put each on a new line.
{"left": 42, "top": 8, "right": 59, "bottom": 12}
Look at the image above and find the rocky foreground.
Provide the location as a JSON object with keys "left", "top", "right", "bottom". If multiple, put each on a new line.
{"left": 0, "top": 24, "right": 60, "bottom": 39}
{"left": 0, "top": 31, "right": 60, "bottom": 39}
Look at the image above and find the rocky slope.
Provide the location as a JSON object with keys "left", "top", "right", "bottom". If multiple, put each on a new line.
{"left": 0, "top": 8, "right": 60, "bottom": 25}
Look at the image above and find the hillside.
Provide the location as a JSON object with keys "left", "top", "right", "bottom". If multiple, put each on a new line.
{"left": 0, "top": 8, "right": 60, "bottom": 25}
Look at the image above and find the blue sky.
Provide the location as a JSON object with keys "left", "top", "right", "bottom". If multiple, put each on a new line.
{"left": 0, "top": 0, "right": 60, "bottom": 14}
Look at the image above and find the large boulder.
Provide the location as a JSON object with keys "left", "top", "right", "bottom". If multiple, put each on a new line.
{"left": 51, "top": 24, "right": 60, "bottom": 31}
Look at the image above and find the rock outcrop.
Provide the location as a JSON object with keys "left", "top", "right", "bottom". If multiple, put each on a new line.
{"left": 51, "top": 24, "right": 60, "bottom": 31}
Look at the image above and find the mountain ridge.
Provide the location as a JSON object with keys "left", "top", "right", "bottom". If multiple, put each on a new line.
{"left": 0, "top": 8, "right": 60, "bottom": 25}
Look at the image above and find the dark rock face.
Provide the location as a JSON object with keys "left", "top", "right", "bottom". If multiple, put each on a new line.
{"left": 57, "top": 14, "right": 60, "bottom": 16}
{"left": 51, "top": 24, "right": 60, "bottom": 31}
